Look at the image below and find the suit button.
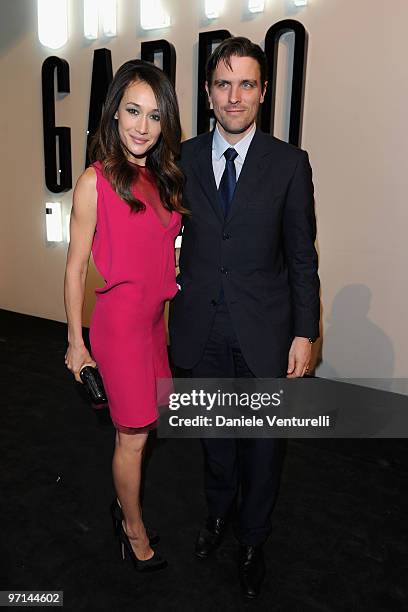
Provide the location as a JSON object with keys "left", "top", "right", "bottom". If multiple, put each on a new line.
{"left": 220, "top": 266, "right": 228, "bottom": 274}
{"left": 222, "top": 233, "right": 230, "bottom": 240}
{"left": 210, "top": 299, "right": 217, "bottom": 307}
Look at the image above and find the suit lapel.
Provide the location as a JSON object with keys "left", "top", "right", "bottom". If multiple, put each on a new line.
{"left": 189, "top": 129, "right": 273, "bottom": 224}
{"left": 225, "top": 130, "right": 272, "bottom": 224}
{"left": 190, "top": 131, "right": 224, "bottom": 223}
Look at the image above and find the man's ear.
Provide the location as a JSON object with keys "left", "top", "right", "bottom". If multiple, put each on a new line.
{"left": 260, "top": 80, "right": 268, "bottom": 104}
{"left": 205, "top": 81, "right": 213, "bottom": 109}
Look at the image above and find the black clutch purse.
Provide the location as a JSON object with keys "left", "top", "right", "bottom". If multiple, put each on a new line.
{"left": 79, "top": 365, "right": 108, "bottom": 405}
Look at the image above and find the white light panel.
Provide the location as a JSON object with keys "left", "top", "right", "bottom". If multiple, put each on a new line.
{"left": 84, "top": 0, "right": 117, "bottom": 40}
{"left": 65, "top": 213, "right": 71, "bottom": 243}
{"left": 205, "top": 0, "right": 224, "bottom": 19}
{"left": 46, "top": 202, "right": 63, "bottom": 242}
{"left": 84, "top": 0, "right": 99, "bottom": 39}
{"left": 294, "top": 0, "right": 308, "bottom": 6}
{"left": 38, "top": 0, "right": 68, "bottom": 49}
{"left": 140, "top": 0, "right": 170, "bottom": 30}
{"left": 101, "top": 0, "right": 117, "bottom": 37}
{"left": 248, "top": 0, "right": 265, "bottom": 13}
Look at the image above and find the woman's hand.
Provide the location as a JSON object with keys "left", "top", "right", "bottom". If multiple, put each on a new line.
{"left": 65, "top": 343, "right": 96, "bottom": 382}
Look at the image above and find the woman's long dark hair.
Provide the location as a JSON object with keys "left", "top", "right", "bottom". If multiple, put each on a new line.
{"left": 88, "top": 59, "right": 187, "bottom": 215}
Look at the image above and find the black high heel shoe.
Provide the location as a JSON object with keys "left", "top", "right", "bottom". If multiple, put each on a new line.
{"left": 118, "top": 522, "right": 167, "bottom": 572}
{"left": 110, "top": 499, "right": 159, "bottom": 545}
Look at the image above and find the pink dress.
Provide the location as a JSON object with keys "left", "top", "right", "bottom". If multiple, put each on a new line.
{"left": 89, "top": 161, "right": 181, "bottom": 429}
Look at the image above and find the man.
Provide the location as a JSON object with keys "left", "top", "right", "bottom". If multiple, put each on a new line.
{"left": 169, "top": 37, "right": 320, "bottom": 599}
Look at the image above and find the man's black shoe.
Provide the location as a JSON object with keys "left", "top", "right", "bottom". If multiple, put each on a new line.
{"left": 195, "top": 517, "right": 226, "bottom": 559}
{"left": 238, "top": 545, "right": 265, "bottom": 600}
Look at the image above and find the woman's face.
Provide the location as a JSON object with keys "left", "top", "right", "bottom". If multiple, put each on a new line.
{"left": 114, "top": 80, "right": 161, "bottom": 165}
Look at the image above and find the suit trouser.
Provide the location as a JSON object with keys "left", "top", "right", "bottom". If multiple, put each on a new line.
{"left": 191, "top": 302, "right": 285, "bottom": 546}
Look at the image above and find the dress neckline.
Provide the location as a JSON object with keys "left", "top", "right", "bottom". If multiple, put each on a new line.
{"left": 128, "top": 160, "right": 147, "bottom": 169}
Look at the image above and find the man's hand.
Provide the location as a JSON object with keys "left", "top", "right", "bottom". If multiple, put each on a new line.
{"left": 286, "top": 337, "right": 312, "bottom": 378}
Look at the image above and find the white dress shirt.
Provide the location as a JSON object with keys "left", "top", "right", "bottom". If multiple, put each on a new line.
{"left": 212, "top": 122, "right": 256, "bottom": 188}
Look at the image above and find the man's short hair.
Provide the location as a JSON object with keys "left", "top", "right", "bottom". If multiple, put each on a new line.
{"left": 206, "top": 36, "right": 268, "bottom": 88}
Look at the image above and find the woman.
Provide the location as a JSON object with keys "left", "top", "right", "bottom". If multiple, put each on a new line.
{"left": 64, "top": 60, "right": 185, "bottom": 571}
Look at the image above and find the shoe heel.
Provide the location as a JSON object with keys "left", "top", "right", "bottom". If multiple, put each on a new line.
{"left": 117, "top": 523, "right": 166, "bottom": 572}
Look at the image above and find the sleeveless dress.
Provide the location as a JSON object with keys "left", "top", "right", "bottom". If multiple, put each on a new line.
{"left": 89, "top": 161, "right": 181, "bottom": 430}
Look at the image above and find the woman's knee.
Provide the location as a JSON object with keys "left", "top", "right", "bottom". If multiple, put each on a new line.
{"left": 116, "top": 430, "right": 148, "bottom": 454}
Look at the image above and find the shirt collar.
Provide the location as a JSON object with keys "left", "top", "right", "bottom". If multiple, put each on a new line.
{"left": 212, "top": 123, "right": 256, "bottom": 162}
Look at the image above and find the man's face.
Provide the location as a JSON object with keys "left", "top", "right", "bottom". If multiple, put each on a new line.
{"left": 206, "top": 55, "right": 267, "bottom": 141}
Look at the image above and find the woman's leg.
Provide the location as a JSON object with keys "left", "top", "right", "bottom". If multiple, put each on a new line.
{"left": 112, "top": 429, "right": 153, "bottom": 560}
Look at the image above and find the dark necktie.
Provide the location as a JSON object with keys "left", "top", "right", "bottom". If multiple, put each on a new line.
{"left": 218, "top": 148, "right": 238, "bottom": 218}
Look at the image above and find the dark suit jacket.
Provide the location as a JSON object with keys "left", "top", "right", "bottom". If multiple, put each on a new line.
{"left": 169, "top": 129, "right": 320, "bottom": 377}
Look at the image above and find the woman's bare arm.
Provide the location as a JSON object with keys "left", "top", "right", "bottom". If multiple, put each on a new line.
{"left": 64, "top": 166, "right": 98, "bottom": 381}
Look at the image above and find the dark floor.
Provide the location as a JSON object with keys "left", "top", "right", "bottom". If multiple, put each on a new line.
{"left": 1, "top": 308, "right": 407, "bottom": 611}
